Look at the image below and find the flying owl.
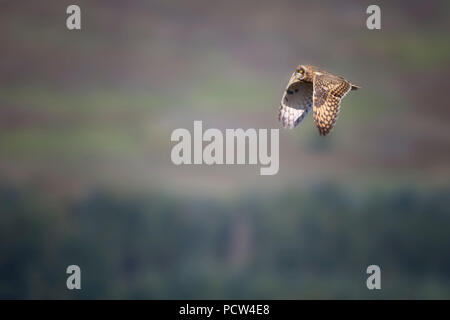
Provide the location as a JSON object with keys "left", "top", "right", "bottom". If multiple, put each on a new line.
{"left": 278, "top": 65, "right": 359, "bottom": 136}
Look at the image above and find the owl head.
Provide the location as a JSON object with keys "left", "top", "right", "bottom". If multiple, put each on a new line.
{"left": 294, "top": 65, "right": 315, "bottom": 82}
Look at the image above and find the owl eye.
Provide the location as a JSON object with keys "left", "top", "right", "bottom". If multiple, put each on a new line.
{"left": 297, "top": 68, "right": 304, "bottom": 75}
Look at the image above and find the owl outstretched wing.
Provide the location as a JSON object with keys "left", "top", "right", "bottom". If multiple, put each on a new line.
{"left": 312, "top": 73, "right": 352, "bottom": 136}
{"left": 278, "top": 76, "right": 313, "bottom": 129}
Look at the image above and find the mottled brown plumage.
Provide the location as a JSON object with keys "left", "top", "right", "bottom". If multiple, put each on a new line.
{"left": 278, "top": 65, "right": 359, "bottom": 136}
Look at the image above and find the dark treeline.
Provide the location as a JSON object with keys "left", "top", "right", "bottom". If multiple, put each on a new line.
{"left": 1, "top": 183, "right": 450, "bottom": 299}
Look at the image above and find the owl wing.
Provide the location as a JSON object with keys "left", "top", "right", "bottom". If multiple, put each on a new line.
{"left": 312, "top": 73, "right": 351, "bottom": 136}
{"left": 278, "top": 76, "right": 313, "bottom": 129}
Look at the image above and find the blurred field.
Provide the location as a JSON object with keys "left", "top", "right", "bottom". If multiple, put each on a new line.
{"left": 1, "top": 0, "right": 450, "bottom": 299}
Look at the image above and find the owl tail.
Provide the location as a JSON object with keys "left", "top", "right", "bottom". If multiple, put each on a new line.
{"left": 351, "top": 83, "right": 360, "bottom": 91}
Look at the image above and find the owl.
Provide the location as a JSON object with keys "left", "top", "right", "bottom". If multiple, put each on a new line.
{"left": 278, "top": 65, "right": 359, "bottom": 136}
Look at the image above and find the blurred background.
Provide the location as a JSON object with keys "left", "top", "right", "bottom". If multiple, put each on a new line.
{"left": 1, "top": 0, "right": 450, "bottom": 299}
